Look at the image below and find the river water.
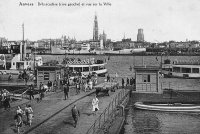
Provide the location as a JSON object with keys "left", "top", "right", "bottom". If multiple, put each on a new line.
{"left": 40, "top": 55, "right": 200, "bottom": 133}
{"left": 125, "top": 108, "right": 200, "bottom": 134}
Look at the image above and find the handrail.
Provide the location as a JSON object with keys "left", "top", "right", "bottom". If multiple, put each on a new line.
{"left": 86, "top": 89, "right": 130, "bottom": 134}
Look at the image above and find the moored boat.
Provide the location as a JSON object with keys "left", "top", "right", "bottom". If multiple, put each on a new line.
{"left": 162, "top": 59, "right": 200, "bottom": 79}
{"left": 134, "top": 102, "right": 200, "bottom": 112}
{"left": 63, "top": 58, "right": 107, "bottom": 77}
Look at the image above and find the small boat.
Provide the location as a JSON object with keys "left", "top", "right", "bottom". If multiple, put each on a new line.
{"left": 162, "top": 59, "right": 200, "bottom": 79}
{"left": 134, "top": 102, "right": 200, "bottom": 112}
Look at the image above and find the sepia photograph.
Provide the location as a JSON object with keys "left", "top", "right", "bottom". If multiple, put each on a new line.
{"left": 0, "top": 0, "right": 200, "bottom": 133}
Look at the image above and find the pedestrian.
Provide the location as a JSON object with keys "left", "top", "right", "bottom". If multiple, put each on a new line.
{"left": 53, "top": 80, "right": 57, "bottom": 92}
{"left": 29, "top": 84, "right": 34, "bottom": 100}
{"left": 60, "top": 79, "right": 64, "bottom": 90}
{"left": 84, "top": 82, "right": 88, "bottom": 92}
{"left": 25, "top": 76, "right": 28, "bottom": 85}
{"left": 1, "top": 89, "right": 7, "bottom": 110}
{"left": 92, "top": 95, "right": 99, "bottom": 115}
{"left": 63, "top": 83, "right": 69, "bottom": 100}
{"left": 25, "top": 104, "right": 33, "bottom": 126}
{"left": 107, "top": 74, "right": 110, "bottom": 82}
{"left": 24, "top": 104, "right": 29, "bottom": 125}
{"left": 47, "top": 80, "right": 52, "bottom": 92}
{"left": 71, "top": 105, "right": 80, "bottom": 128}
{"left": 88, "top": 79, "right": 93, "bottom": 90}
{"left": 40, "top": 86, "right": 45, "bottom": 101}
{"left": 16, "top": 106, "right": 24, "bottom": 117}
{"left": 14, "top": 113, "right": 23, "bottom": 134}
{"left": 122, "top": 78, "right": 125, "bottom": 88}
{"left": 15, "top": 106, "right": 24, "bottom": 127}
{"left": 5, "top": 96, "right": 11, "bottom": 109}
{"left": 3, "top": 90, "right": 10, "bottom": 110}
{"left": 76, "top": 81, "right": 80, "bottom": 94}
{"left": 39, "top": 82, "right": 43, "bottom": 91}
{"left": 126, "top": 77, "right": 129, "bottom": 87}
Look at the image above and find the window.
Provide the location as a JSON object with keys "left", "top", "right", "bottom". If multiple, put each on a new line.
{"left": 173, "top": 67, "right": 180, "bottom": 72}
{"left": 192, "top": 68, "right": 199, "bottom": 73}
{"left": 13, "top": 62, "right": 15, "bottom": 65}
{"left": 83, "top": 67, "right": 89, "bottom": 72}
{"left": 74, "top": 67, "right": 82, "bottom": 72}
{"left": 99, "top": 66, "right": 105, "bottom": 70}
{"left": 92, "top": 66, "right": 98, "bottom": 71}
{"left": 44, "top": 72, "right": 49, "bottom": 80}
{"left": 182, "top": 68, "right": 191, "bottom": 73}
{"left": 27, "top": 62, "right": 28, "bottom": 65}
{"left": 143, "top": 74, "right": 150, "bottom": 82}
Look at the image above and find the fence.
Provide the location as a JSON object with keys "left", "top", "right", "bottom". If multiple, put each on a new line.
{"left": 86, "top": 89, "right": 130, "bottom": 134}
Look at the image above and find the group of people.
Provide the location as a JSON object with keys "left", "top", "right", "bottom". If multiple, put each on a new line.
{"left": 121, "top": 77, "right": 135, "bottom": 88}
{"left": 14, "top": 104, "right": 33, "bottom": 134}
{"left": 47, "top": 80, "right": 58, "bottom": 92}
{"left": 62, "top": 76, "right": 94, "bottom": 100}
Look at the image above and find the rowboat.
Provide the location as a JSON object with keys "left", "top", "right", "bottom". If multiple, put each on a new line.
{"left": 134, "top": 102, "right": 200, "bottom": 112}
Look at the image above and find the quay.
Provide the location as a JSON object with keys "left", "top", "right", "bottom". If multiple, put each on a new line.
{"left": 0, "top": 80, "right": 130, "bottom": 134}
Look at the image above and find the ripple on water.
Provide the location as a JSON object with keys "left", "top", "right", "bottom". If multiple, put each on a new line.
{"left": 131, "top": 108, "right": 200, "bottom": 134}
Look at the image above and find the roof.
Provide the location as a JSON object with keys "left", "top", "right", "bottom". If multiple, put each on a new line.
{"left": 134, "top": 66, "right": 160, "bottom": 71}
{"left": 172, "top": 64, "right": 200, "bottom": 68}
{"left": 37, "top": 66, "right": 62, "bottom": 71}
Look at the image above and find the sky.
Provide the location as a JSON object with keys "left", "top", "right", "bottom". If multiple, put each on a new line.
{"left": 0, "top": 0, "right": 200, "bottom": 42}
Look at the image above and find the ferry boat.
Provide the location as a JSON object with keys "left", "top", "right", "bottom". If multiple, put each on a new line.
{"left": 63, "top": 58, "right": 107, "bottom": 77}
{"left": 162, "top": 59, "right": 200, "bottom": 79}
{"left": 134, "top": 102, "right": 200, "bottom": 112}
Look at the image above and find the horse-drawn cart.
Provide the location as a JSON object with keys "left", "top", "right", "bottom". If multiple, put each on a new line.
{"left": 95, "top": 82, "right": 119, "bottom": 96}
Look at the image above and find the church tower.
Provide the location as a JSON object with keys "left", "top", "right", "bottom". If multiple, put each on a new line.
{"left": 137, "top": 29, "right": 144, "bottom": 42}
{"left": 93, "top": 13, "right": 99, "bottom": 41}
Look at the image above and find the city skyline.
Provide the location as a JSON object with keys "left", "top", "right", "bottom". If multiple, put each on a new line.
{"left": 0, "top": 0, "right": 200, "bottom": 42}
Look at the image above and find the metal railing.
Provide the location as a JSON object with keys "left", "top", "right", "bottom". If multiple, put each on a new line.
{"left": 86, "top": 89, "right": 130, "bottom": 134}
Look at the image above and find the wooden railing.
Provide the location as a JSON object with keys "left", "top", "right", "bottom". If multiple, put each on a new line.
{"left": 86, "top": 89, "right": 130, "bottom": 134}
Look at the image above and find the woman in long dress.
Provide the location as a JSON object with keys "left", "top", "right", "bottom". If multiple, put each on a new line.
{"left": 25, "top": 105, "right": 33, "bottom": 126}
{"left": 88, "top": 79, "right": 93, "bottom": 90}
{"left": 92, "top": 95, "right": 99, "bottom": 115}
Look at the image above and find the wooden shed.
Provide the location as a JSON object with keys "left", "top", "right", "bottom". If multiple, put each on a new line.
{"left": 36, "top": 66, "right": 64, "bottom": 88}
{"left": 134, "top": 66, "right": 162, "bottom": 93}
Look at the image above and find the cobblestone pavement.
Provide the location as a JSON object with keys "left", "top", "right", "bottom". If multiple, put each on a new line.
{"left": 0, "top": 86, "right": 96, "bottom": 134}
{"left": 28, "top": 89, "right": 123, "bottom": 134}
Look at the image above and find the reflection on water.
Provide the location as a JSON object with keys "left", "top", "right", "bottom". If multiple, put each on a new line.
{"left": 131, "top": 108, "right": 200, "bottom": 134}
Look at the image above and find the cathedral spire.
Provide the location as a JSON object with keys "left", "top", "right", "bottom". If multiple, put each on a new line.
{"left": 93, "top": 13, "right": 99, "bottom": 41}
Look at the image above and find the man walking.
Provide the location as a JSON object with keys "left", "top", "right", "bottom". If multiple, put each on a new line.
{"left": 47, "top": 80, "right": 52, "bottom": 92}
{"left": 29, "top": 84, "right": 34, "bottom": 100}
{"left": 53, "top": 80, "right": 57, "bottom": 92}
{"left": 71, "top": 105, "right": 80, "bottom": 128}
{"left": 64, "top": 83, "right": 69, "bottom": 100}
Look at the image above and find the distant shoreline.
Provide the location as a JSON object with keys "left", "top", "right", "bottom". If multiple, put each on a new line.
{"left": 36, "top": 53, "right": 200, "bottom": 56}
